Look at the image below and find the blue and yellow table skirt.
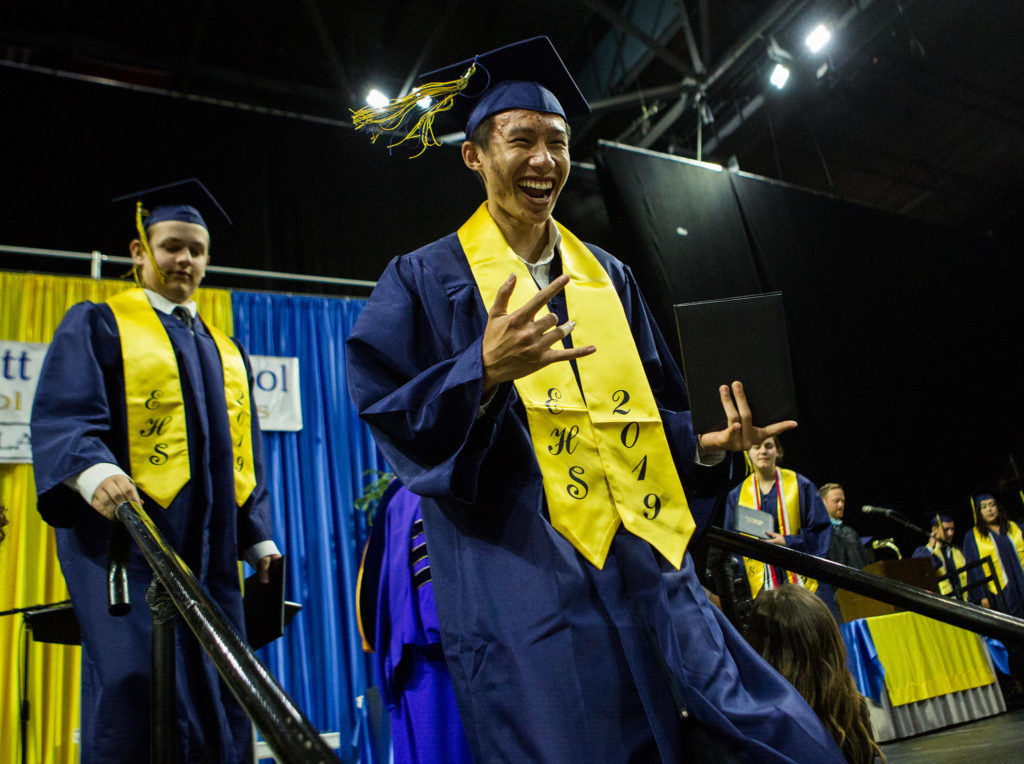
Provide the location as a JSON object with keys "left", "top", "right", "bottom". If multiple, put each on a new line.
{"left": 840, "top": 611, "right": 1007, "bottom": 707}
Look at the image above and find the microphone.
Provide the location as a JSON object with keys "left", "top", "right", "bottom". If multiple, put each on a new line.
{"left": 861, "top": 505, "right": 896, "bottom": 515}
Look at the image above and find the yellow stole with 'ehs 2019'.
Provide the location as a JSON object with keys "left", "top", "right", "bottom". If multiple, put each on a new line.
{"left": 459, "top": 203, "right": 694, "bottom": 569}
{"left": 106, "top": 289, "right": 256, "bottom": 508}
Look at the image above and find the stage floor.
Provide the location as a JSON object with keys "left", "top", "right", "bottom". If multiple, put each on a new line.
{"left": 880, "top": 707, "right": 1024, "bottom": 763}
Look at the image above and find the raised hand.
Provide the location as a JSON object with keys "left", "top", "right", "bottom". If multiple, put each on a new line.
{"left": 481, "top": 273, "right": 596, "bottom": 394}
{"left": 698, "top": 380, "right": 797, "bottom": 454}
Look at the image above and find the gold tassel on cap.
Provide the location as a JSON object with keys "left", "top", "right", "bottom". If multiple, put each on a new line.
{"left": 351, "top": 62, "right": 477, "bottom": 157}
{"left": 133, "top": 201, "right": 167, "bottom": 285}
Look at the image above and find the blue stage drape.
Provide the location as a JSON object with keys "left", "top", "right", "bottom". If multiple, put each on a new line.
{"left": 231, "top": 291, "right": 384, "bottom": 762}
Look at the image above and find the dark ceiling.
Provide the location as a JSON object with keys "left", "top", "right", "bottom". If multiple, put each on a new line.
{"left": 2, "top": 0, "right": 1023, "bottom": 242}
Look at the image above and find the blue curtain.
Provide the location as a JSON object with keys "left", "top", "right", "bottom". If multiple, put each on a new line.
{"left": 231, "top": 291, "right": 385, "bottom": 762}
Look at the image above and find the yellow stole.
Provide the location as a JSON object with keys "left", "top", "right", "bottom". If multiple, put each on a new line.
{"left": 929, "top": 545, "right": 968, "bottom": 597}
{"left": 971, "top": 521, "right": 1024, "bottom": 594}
{"left": 458, "top": 203, "right": 694, "bottom": 569}
{"left": 106, "top": 289, "right": 256, "bottom": 508}
{"left": 736, "top": 468, "right": 817, "bottom": 596}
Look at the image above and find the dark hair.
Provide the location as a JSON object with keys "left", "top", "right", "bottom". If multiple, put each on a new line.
{"left": 746, "top": 585, "right": 884, "bottom": 764}
{"left": 469, "top": 114, "right": 497, "bottom": 150}
{"left": 0, "top": 504, "right": 8, "bottom": 544}
{"left": 974, "top": 496, "right": 1008, "bottom": 536}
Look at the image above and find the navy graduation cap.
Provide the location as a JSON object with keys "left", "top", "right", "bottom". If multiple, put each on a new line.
{"left": 352, "top": 36, "right": 590, "bottom": 155}
{"left": 112, "top": 178, "right": 233, "bottom": 232}
{"left": 111, "top": 178, "right": 230, "bottom": 284}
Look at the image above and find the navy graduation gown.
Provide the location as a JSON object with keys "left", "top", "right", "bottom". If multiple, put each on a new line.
{"left": 31, "top": 300, "right": 273, "bottom": 763}
{"left": 346, "top": 232, "right": 843, "bottom": 762}
{"left": 963, "top": 524, "right": 1024, "bottom": 618}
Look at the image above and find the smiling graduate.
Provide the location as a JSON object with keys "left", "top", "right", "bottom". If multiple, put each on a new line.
{"left": 347, "top": 37, "right": 841, "bottom": 762}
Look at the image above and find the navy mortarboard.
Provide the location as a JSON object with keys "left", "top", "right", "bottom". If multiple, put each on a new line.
{"left": 112, "top": 177, "right": 232, "bottom": 232}
{"left": 931, "top": 514, "right": 954, "bottom": 526}
{"left": 111, "top": 178, "right": 231, "bottom": 284}
{"left": 351, "top": 36, "right": 591, "bottom": 155}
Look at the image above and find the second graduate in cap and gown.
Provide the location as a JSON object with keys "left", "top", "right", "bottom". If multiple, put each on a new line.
{"left": 963, "top": 492, "right": 1024, "bottom": 617}
{"left": 31, "top": 180, "right": 278, "bottom": 763}
{"left": 347, "top": 37, "right": 843, "bottom": 762}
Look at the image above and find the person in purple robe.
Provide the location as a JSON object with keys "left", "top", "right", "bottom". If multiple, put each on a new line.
{"left": 346, "top": 37, "right": 843, "bottom": 763}
{"left": 31, "top": 179, "right": 279, "bottom": 763}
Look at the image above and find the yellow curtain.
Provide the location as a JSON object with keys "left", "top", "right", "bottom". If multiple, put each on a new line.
{"left": 0, "top": 271, "right": 232, "bottom": 764}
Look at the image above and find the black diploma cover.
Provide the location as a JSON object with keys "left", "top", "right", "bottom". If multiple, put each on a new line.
{"left": 673, "top": 292, "right": 798, "bottom": 435}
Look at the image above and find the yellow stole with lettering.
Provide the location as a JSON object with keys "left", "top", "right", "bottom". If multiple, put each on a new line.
{"left": 106, "top": 289, "right": 257, "bottom": 508}
{"left": 459, "top": 203, "right": 694, "bottom": 569}
{"left": 737, "top": 468, "right": 817, "bottom": 596}
{"left": 971, "top": 521, "right": 1024, "bottom": 594}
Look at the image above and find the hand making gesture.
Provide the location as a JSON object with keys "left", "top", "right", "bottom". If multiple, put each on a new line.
{"left": 698, "top": 380, "right": 797, "bottom": 455}
{"left": 481, "top": 273, "right": 596, "bottom": 395}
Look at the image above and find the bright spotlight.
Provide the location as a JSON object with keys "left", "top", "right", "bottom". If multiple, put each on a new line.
{"left": 366, "top": 89, "right": 390, "bottom": 108}
{"left": 417, "top": 95, "right": 433, "bottom": 109}
{"left": 770, "top": 63, "right": 790, "bottom": 89}
{"left": 806, "top": 24, "right": 831, "bottom": 53}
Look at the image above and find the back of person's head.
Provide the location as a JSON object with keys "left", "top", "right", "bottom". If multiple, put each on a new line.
{"left": 746, "top": 584, "right": 883, "bottom": 763}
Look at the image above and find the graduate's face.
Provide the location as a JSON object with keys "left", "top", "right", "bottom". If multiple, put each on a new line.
{"left": 131, "top": 220, "right": 210, "bottom": 304}
{"left": 823, "top": 488, "right": 845, "bottom": 520}
{"left": 979, "top": 498, "right": 1000, "bottom": 524}
{"left": 463, "top": 109, "right": 570, "bottom": 231}
{"left": 933, "top": 521, "right": 955, "bottom": 542}
{"left": 748, "top": 438, "right": 779, "bottom": 472}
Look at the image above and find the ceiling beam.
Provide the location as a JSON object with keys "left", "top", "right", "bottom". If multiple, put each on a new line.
{"left": 573, "top": 0, "right": 691, "bottom": 75}
{"left": 673, "top": 0, "right": 705, "bottom": 74}
{"left": 302, "top": 0, "right": 354, "bottom": 98}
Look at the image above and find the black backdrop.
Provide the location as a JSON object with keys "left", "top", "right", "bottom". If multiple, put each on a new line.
{"left": 3, "top": 65, "right": 606, "bottom": 290}
{"left": 596, "top": 141, "right": 1024, "bottom": 552}
{"left": 5, "top": 64, "right": 1023, "bottom": 552}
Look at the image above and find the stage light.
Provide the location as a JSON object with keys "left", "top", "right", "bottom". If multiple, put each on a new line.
{"left": 806, "top": 24, "right": 831, "bottom": 53}
{"left": 417, "top": 95, "right": 433, "bottom": 109}
{"left": 770, "top": 63, "right": 790, "bottom": 89}
{"left": 366, "top": 89, "right": 389, "bottom": 108}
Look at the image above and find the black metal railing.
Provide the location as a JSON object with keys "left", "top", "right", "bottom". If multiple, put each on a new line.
{"left": 705, "top": 526, "right": 1024, "bottom": 647}
{"left": 113, "top": 500, "right": 341, "bottom": 763}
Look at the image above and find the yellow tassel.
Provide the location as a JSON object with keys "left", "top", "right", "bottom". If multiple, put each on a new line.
{"left": 134, "top": 201, "right": 166, "bottom": 285}
{"left": 351, "top": 62, "right": 476, "bottom": 157}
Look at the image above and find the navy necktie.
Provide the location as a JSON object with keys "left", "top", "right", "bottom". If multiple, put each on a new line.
{"left": 172, "top": 306, "right": 194, "bottom": 330}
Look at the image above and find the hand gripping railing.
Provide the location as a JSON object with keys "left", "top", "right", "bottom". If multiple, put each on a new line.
{"left": 704, "top": 526, "right": 1024, "bottom": 647}
{"left": 113, "top": 500, "right": 341, "bottom": 763}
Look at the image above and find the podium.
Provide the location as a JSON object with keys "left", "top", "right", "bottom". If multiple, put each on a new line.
{"left": 835, "top": 558, "right": 938, "bottom": 622}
